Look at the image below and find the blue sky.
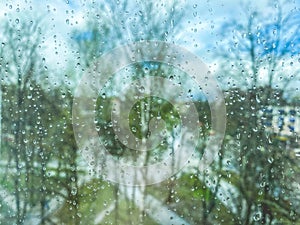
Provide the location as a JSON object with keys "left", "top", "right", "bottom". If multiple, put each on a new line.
{"left": 0, "top": 0, "right": 299, "bottom": 95}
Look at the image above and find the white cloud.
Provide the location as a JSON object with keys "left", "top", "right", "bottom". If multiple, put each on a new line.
{"left": 0, "top": 0, "right": 299, "bottom": 92}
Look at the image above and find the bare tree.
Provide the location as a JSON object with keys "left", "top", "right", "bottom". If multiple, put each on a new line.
{"left": 217, "top": 2, "right": 300, "bottom": 224}
{"left": 71, "top": 0, "right": 187, "bottom": 223}
{"left": 0, "top": 17, "right": 46, "bottom": 224}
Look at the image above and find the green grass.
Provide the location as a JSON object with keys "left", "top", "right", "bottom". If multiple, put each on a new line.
{"left": 54, "top": 178, "right": 159, "bottom": 225}
{"left": 146, "top": 173, "right": 236, "bottom": 225}
{"left": 97, "top": 198, "right": 160, "bottom": 225}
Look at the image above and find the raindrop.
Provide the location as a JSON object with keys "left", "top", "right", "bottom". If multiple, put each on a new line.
{"left": 71, "top": 187, "right": 77, "bottom": 195}
{"left": 267, "top": 157, "right": 274, "bottom": 163}
{"left": 267, "top": 137, "right": 272, "bottom": 144}
{"left": 253, "top": 212, "right": 261, "bottom": 221}
{"left": 139, "top": 86, "right": 145, "bottom": 93}
{"left": 157, "top": 114, "right": 161, "bottom": 120}
{"left": 256, "top": 95, "right": 261, "bottom": 103}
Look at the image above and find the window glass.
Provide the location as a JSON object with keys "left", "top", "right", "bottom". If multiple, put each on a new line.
{"left": 0, "top": 0, "right": 299, "bottom": 224}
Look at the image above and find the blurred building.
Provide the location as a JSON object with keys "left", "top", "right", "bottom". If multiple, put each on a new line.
{"left": 260, "top": 106, "right": 300, "bottom": 157}
{"left": 261, "top": 106, "right": 300, "bottom": 136}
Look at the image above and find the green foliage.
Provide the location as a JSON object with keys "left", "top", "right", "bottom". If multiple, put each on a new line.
{"left": 128, "top": 96, "right": 180, "bottom": 139}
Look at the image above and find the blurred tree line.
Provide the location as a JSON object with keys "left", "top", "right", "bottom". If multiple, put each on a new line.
{"left": 0, "top": 17, "right": 81, "bottom": 224}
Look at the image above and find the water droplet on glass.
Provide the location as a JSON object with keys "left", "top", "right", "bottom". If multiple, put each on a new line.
{"left": 139, "top": 86, "right": 145, "bottom": 93}
{"left": 144, "top": 67, "right": 149, "bottom": 73}
{"left": 253, "top": 212, "right": 261, "bottom": 221}
{"left": 71, "top": 187, "right": 77, "bottom": 195}
{"left": 267, "top": 157, "right": 274, "bottom": 163}
{"left": 260, "top": 181, "right": 266, "bottom": 187}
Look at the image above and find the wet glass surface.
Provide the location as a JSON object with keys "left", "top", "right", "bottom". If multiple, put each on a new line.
{"left": 0, "top": 1, "right": 299, "bottom": 224}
